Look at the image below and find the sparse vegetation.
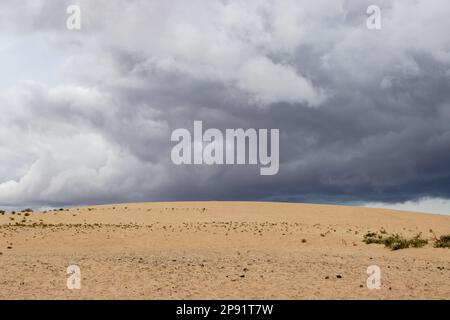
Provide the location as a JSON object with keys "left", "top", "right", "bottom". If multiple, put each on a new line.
{"left": 0, "top": 210, "right": 5, "bottom": 215}
{"left": 22, "top": 208, "right": 33, "bottom": 213}
{"left": 363, "top": 230, "right": 428, "bottom": 250}
{"left": 433, "top": 234, "right": 450, "bottom": 248}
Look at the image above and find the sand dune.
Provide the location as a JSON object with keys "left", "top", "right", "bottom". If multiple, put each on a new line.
{"left": 0, "top": 202, "right": 449, "bottom": 299}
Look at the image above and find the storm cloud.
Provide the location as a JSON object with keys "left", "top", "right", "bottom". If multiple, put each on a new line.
{"left": 1, "top": 0, "right": 450, "bottom": 210}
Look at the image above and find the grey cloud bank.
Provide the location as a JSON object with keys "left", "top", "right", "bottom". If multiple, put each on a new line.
{"left": 0, "top": 0, "right": 450, "bottom": 213}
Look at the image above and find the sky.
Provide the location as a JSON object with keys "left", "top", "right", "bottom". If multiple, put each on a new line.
{"left": 0, "top": 0, "right": 450, "bottom": 215}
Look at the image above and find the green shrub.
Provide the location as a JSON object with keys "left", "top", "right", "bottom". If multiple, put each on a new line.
{"left": 363, "top": 232, "right": 382, "bottom": 244}
{"left": 409, "top": 233, "right": 428, "bottom": 248}
{"left": 363, "top": 231, "right": 428, "bottom": 250}
{"left": 433, "top": 234, "right": 450, "bottom": 248}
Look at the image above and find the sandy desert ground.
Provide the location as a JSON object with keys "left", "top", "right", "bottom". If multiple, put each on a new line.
{"left": 0, "top": 201, "right": 449, "bottom": 299}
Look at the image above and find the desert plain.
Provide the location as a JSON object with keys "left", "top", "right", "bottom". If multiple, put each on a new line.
{"left": 0, "top": 201, "right": 449, "bottom": 299}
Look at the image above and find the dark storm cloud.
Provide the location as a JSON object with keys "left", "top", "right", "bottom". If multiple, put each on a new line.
{"left": 1, "top": 0, "right": 450, "bottom": 208}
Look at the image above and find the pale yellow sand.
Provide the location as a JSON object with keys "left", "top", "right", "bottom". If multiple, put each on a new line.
{"left": 0, "top": 202, "right": 449, "bottom": 299}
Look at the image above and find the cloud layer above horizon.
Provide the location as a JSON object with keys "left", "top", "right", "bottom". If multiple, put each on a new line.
{"left": 1, "top": 0, "right": 450, "bottom": 210}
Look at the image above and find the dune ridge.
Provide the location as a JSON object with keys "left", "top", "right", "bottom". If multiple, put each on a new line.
{"left": 0, "top": 202, "right": 449, "bottom": 299}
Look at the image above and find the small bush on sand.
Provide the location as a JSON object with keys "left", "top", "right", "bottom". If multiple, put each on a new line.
{"left": 433, "top": 235, "right": 450, "bottom": 248}
{"left": 408, "top": 233, "right": 428, "bottom": 248}
{"left": 22, "top": 208, "right": 33, "bottom": 213}
{"left": 363, "top": 231, "right": 427, "bottom": 250}
{"left": 383, "top": 234, "right": 411, "bottom": 250}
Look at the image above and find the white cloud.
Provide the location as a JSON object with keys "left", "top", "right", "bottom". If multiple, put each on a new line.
{"left": 237, "top": 56, "right": 326, "bottom": 106}
{"left": 364, "top": 198, "right": 450, "bottom": 216}
{"left": 0, "top": 82, "right": 168, "bottom": 206}
{"left": 74, "top": 0, "right": 328, "bottom": 107}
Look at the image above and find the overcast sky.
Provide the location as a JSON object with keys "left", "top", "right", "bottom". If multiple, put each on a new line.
{"left": 1, "top": 0, "right": 450, "bottom": 214}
